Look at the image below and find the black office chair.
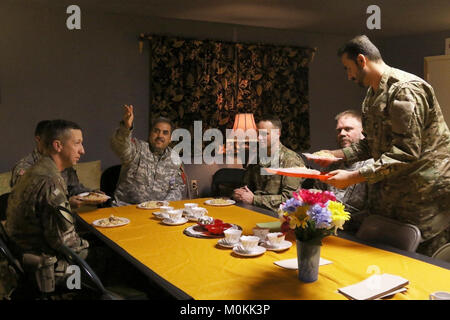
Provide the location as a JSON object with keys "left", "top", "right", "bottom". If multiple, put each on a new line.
{"left": 100, "top": 165, "right": 121, "bottom": 198}
{"left": 0, "top": 192, "right": 10, "bottom": 221}
{"left": 211, "top": 168, "right": 245, "bottom": 197}
{"left": 0, "top": 222, "right": 38, "bottom": 299}
{"left": 1, "top": 218, "right": 127, "bottom": 300}
{"left": 356, "top": 215, "right": 422, "bottom": 252}
{"left": 58, "top": 245, "right": 124, "bottom": 300}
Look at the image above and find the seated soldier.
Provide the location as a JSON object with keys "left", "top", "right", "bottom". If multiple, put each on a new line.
{"left": 10, "top": 120, "right": 93, "bottom": 209}
{"left": 314, "top": 110, "right": 374, "bottom": 233}
{"left": 232, "top": 115, "right": 305, "bottom": 212}
{"left": 110, "top": 105, "right": 186, "bottom": 206}
{"left": 5, "top": 120, "right": 91, "bottom": 292}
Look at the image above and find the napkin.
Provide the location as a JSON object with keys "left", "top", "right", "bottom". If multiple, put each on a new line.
{"left": 338, "top": 273, "right": 409, "bottom": 300}
{"left": 256, "top": 221, "right": 281, "bottom": 232}
{"left": 274, "top": 257, "right": 332, "bottom": 270}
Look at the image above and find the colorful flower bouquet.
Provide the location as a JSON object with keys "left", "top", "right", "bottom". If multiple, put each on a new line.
{"left": 278, "top": 189, "right": 351, "bottom": 246}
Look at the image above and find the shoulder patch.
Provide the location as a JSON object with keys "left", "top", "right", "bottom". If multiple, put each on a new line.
{"left": 391, "top": 100, "right": 415, "bottom": 134}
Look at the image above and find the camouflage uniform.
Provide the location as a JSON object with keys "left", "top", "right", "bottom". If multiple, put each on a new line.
{"left": 111, "top": 122, "right": 186, "bottom": 205}
{"left": 5, "top": 156, "right": 89, "bottom": 271}
{"left": 316, "top": 159, "right": 374, "bottom": 233}
{"left": 10, "top": 148, "right": 91, "bottom": 196}
{"left": 243, "top": 144, "right": 305, "bottom": 212}
{"left": 342, "top": 66, "right": 450, "bottom": 255}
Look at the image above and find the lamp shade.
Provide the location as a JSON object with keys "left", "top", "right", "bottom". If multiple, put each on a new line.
{"left": 232, "top": 113, "right": 257, "bottom": 131}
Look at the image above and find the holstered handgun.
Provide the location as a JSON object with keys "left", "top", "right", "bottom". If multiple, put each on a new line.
{"left": 22, "top": 253, "right": 57, "bottom": 293}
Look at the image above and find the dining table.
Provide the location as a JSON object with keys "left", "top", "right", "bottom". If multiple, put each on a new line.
{"left": 76, "top": 198, "right": 450, "bottom": 300}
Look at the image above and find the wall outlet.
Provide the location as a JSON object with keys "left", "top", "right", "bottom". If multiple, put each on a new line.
{"left": 191, "top": 180, "right": 198, "bottom": 191}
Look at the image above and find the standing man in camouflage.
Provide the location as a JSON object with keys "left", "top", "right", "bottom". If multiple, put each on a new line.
{"left": 315, "top": 110, "right": 374, "bottom": 233}
{"left": 5, "top": 120, "right": 90, "bottom": 290}
{"left": 232, "top": 115, "right": 305, "bottom": 212}
{"left": 10, "top": 120, "right": 92, "bottom": 209}
{"left": 111, "top": 105, "right": 186, "bottom": 205}
{"left": 309, "top": 35, "right": 450, "bottom": 256}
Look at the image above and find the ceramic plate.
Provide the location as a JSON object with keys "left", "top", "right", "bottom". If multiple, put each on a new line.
{"left": 183, "top": 224, "right": 242, "bottom": 239}
{"left": 77, "top": 192, "right": 110, "bottom": 205}
{"left": 204, "top": 199, "right": 236, "bottom": 206}
{"left": 302, "top": 153, "right": 343, "bottom": 161}
{"left": 152, "top": 211, "right": 168, "bottom": 219}
{"left": 93, "top": 217, "right": 130, "bottom": 228}
{"left": 162, "top": 218, "right": 188, "bottom": 226}
{"left": 262, "top": 240, "right": 293, "bottom": 252}
{"left": 232, "top": 245, "right": 266, "bottom": 257}
{"left": 137, "top": 200, "right": 169, "bottom": 210}
{"left": 217, "top": 239, "right": 239, "bottom": 249}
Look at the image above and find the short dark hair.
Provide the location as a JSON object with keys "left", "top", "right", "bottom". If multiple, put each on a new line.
{"left": 257, "top": 114, "right": 282, "bottom": 131}
{"left": 337, "top": 35, "right": 382, "bottom": 62}
{"left": 151, "top": 117, "right": 174, "bottom": 132}
{"left": 34, "top": 120, "right": 51, "bottom": 137}
{"left": 42, "top": 119, "right": 82, "bottom": 152}
{"left": 335, "top": 109, "right": 362, "bottom": 123}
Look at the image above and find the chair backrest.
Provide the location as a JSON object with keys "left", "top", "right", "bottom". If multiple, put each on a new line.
{"left": 0, "top": 192, "right": 10, "bottom": 221}
{"left": 211, "top": 168, "right": 245, "bottom": 197}
{"left": 432, "top": 243, "right": 450, "bottom": 263}
{"left": 100, "top": 165, "right": 121, "bottom": 198}
{"left": 356, "top": 215, "right": 422, "bottom": 252}
{"left": 0, "top": 222, "right": 24, "bottom": 277}
{"left": 58, "top": 244, "right": 123, "bottom": 300}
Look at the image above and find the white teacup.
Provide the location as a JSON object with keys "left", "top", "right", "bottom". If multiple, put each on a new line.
{"left": 253, "top": 227, "right": 270, "bottom": 242}
{"left": 239, "top": 235, "right": 260, "bottom": 252}
{"left": 266, "top": 232, "right": 285, "bottom": 247}
{"left": 167, "top": 209, "right": 183, "bottom": 222}
{"left": 159, "top": 206, "right": 174, "bottom": 219}
{"left": 190, "top": 207, "right": 207, "bottom": 219}
{"left": 223, "top": 228, "right": 242, "bottom": 244}
{"left": 429, "top": 291, "right": 450, "bottom": 300}
{"left": 184, "top": 203, "right": 198, "bottom": 215}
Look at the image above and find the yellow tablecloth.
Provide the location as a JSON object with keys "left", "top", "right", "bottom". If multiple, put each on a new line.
{"left": 77, "top": 198, "right": 450, "bottom": 300}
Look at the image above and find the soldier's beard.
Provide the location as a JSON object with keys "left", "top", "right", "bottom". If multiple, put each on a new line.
{"left": 149, "top": 141, "right": 166, "bottom": 154}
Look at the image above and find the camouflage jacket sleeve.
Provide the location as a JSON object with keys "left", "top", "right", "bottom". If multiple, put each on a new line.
{"left": 341, "top": 137, "right": 372, "bottom": 164}
{"left": 110, "top": 121, "right": 138, "bottom": 165}
{"left": 38, "top": 178, "right": 87, "bottom": 253}
{"left": 252, "top": 154, "right": 305, "bottom": 212}
{"left": 63, "top": 168, "right": 91, "bottom": 196}
{"left": 355, "top": 85, "right": 429, "bottom": 184}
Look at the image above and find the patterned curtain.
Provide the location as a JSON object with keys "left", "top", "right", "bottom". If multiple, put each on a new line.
{"left": 145, "top": 34, "right": 315, "bottom": 152}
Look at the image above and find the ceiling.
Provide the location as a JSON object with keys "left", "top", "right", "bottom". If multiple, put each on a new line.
{"left": 28, "top": 0, "right": 450, "bottom": 37}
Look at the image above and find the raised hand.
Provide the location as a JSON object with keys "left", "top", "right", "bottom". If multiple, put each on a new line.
{"left": 122, "top": 104, "right": 134, "bottom": 129}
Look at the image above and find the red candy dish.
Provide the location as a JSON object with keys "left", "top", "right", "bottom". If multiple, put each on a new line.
{"left": 198, "top": 219, "right": 233, "bottom": 235}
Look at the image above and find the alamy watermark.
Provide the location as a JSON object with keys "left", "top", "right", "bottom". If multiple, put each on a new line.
{"left": 366, "top": 5, "right": 381, "bottom": 30}
{"left": 66, "top": 5, "right": 81, "bottom": 30}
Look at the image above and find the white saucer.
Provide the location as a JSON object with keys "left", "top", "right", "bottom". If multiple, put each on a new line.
{"left": 262, "top": 240, "right": 292, "bottom": 252}
{"left": 162, "top": 218, "right": 188, "bottom": 226}
{"left": 232, "top": 245, "right": 266, "bottom": 257}
{"left": 152, "top": 211, "right": 168, "bottom": 219}
{"left": 185, "top": 215, "right": 201, "bottom": 222}
{"left": 217, "top": 239, "right": 239, "bottom": 249}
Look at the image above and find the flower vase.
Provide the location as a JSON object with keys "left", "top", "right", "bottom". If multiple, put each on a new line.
{"left": 296, "top": 240, "right": 321, "bottom": 283}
